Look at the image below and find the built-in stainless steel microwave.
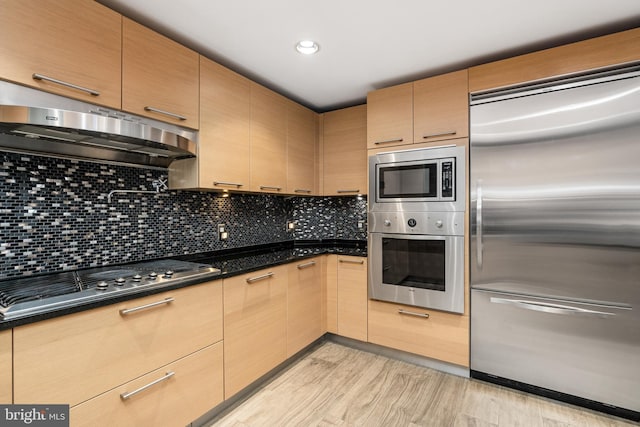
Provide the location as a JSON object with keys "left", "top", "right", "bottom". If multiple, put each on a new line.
{"left": 369, "top": 145, "right": 466, "bottom": 212}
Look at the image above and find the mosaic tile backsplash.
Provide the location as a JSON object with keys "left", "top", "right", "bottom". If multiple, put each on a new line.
{"left": 0, "top": 151, "right": 366, "bottom": 278}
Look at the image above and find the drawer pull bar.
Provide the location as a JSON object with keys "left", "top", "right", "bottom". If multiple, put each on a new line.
{"left": 374, "top": 138, "right": 403, "bottom": 145}
{"left": 260, "top": 186, "right": 282, "bottom": 191}
{"left": 398, "top": 309, "right": 430, "bottom": 319}
{"left": 120, "top": 371, "right": 175, "bottom": 401}
{"left": 294, "top": 189, "right": 312, "bottom": 194}
{"left": 32, "top": 73, "right": 100, "bottom": 96}
{"left": 339, "top": 259, "right": 364, "bottom": 265}
{"left": 213, "top": 181, "right": 243, "bottom": 188}
{"left": 119, "top": 297, "right": 174, "bottom": 315}
{"left": 297, "top": 261, "right": 317, "bottom": 269}
{"left": 246, "top": 272, "right": 274, "bottom": 283}
{"left": 422, "top": 131, "right": 456, "bottom": 139}
{"left": 144, "top": 106, "right": 187, "bottom": 121}
{"left": 336, "top": 189, "right": 360, "bottom": 194}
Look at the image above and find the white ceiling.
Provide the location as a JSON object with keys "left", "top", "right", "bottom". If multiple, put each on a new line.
{"left": 98, "top": 0, "right": 640, "bottom": 112}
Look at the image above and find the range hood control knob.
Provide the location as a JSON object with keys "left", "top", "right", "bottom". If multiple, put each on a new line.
{"left": 96, "top": 281, "right": 109, "bottom": 290}
{"left": 148, "top": 272, "right": 158, "bottom": 280}
{"left": 163, "top": 270, "right": 174, "bottom": 278}
{"left": 114, "top": 277, "right": 126, "bottom": 286}
{"left": 132, "top": 274, "right": 142, "bottom": 281}
{"left": 435, "top": 220, "right": 443, "bottom": 228}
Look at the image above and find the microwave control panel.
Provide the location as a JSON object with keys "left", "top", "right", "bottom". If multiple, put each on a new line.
{"left": 441, "top": 159, "right": 454, "bottom": 199}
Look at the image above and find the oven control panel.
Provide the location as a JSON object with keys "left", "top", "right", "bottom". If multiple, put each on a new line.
{"left": 370, "top": 211, "right": 464, "bottom": 236}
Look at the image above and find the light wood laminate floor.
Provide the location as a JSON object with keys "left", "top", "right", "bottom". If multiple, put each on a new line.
{"left": 208, "top": 342, "right": 638, "bottom": 427}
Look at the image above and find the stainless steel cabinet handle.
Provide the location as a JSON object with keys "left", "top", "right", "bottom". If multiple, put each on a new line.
{"left": 246, "top": 272, "right": 274, "bottom": 283}
{"left": 294, "top": 189, "right": 312, "bottom": 194}
{"left": 260, "top": 186, "right": 282, "bottom": 191}
{"left": 32, "top": 73, "right": 100, "bottom": 96}
{"left": 339, "top": 259, "right": 364, "bottom": 264}
{"left": 120, "top": 371, "right": 175, "bottom": 401}
{"left": 398, "top": 309, "right": 430, "bottom": 319}
{"left": 336, "top": 189, "right": 359, "bottom": 194}
{"left": 296, "top": 261, "right": 317, "bottom": 269}
{"left": 119, "top": 297, "right": 174, "bottom": 315}
{"left": 476, "top": 180, "right": 483, "bottom": 269}
{"left": 422, "top": 131, "right": 456, "bottom": 139}
{"left": 374, "top": 138, "right": 403, "bottom": 145}
{"left": 213, "top": 181, "right": 243, "bottom": 188}
{"left": 489, "top": 297, "right": 617, "bottom": 318}
{"left": 144, "top": 106, "right": 187, "bottom": 121}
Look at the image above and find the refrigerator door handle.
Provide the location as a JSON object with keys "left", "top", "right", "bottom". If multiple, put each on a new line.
{"left": 489, "top": 297, "right": 617, "bottom": 318}
{"left": 476, "top": 180, "right": 483, "bottom": 269}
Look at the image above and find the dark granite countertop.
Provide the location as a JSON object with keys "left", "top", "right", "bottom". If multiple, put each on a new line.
{"left": 0, "top": 240, "right": 366, "bottom": 330}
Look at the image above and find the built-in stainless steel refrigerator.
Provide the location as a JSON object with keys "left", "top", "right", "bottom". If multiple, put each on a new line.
{"left": 470, "top": 66, "right": 640, "bottom": 420}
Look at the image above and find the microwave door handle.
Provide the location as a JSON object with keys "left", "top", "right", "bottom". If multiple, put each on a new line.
{"left": 476, "top": 180, "right": 483, "bottom": 269}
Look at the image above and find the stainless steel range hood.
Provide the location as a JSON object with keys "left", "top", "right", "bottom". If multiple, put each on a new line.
{"left": 0, "top": 80, "right": 197, "bottom": 168}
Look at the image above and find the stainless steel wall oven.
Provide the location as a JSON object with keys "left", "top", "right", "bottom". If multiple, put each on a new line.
{"left": 368, "top": 145, "right": 466, "bottom": 313}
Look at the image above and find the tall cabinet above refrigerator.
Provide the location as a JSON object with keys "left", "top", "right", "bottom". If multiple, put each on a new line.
{"left": 469, "top": 66, "right": 640, "bottom": 421}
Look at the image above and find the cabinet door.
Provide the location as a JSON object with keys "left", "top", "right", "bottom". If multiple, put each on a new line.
{"left": 368, "top": 300, "right": 469, "bottom": 367}
{"left": 366, "top": 83, "right": 413, "bottom": 149}
{"left": 287, "top": 257, "right": 323, "bottom": 356}
{"left": 71, "top": 342, "right": 224, "bottom": 427}
{"left": 337, "top": 256, "right": 368, "bottom": 341}
{"left": 224, "top": 265, "right": 287, "bottom": 398}
{"left": 287, "top": 102, "right": 318, "bottom": 195}
{"left": 0, "top": 330, "right": 11, "bottom": 404}
{"left": 198, "top": 57, "right": 251, "bottom": 191}
{"left": 0, "top": 0, "right": 121, "bottom": 108}
{"left": 122, "top": 18, "right": 199, "bottom": 128}
{"left": 250, "top": 84, "right": 288, "bottom": 193}
{"left": 325, "top": 255, "right": 338, "bottom": 334}
{"left": 323, "top": 105, "right": 367, "bottom": 196}
{"left": 413, "top": 69, "right": 469, "bottom": 143}
{"left": 13, "top": 280, "right": 222, "bottom": 407}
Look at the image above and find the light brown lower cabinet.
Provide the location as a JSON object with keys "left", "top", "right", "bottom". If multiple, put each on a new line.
{"left": 223, "top": 265, "right": 287, "bottom": 399}
{"left": 13, "top": 280, "right": 223, "bottom": 406}
{"left": 368, "top": 300, "right": 469, "bottom": 367}
{"left": 0, "top": 329, "right": 11, "bottom": 403}
{"left": 287, "top": 257, "right": 323, "bottom": 357}
{"left": 70, "top": 342, "right": 224, "bottom": 427}
{"left": 336, "top": 256, "right": 368, "bottom": 342}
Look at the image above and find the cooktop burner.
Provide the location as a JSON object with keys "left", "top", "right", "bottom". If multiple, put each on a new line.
{"left": 0, "top": 259, "right": 220, "bottom": 321}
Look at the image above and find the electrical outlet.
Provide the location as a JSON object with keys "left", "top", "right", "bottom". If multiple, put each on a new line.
{"left": 357, "top": 220, "right": 365, "bottom": 229}
{"left": 218, "top": 224, "right": 228, "bottom": 241}
{"left": 287, "top": 221, "right": 296, "bottom": 231}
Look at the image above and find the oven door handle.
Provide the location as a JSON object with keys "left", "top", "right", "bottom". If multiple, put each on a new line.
{"left": 476, "top": 179, "right": 483, "bottom": 269}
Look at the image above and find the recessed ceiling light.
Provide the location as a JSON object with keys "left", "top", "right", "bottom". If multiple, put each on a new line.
{"left": 296, "top": 40, "right": 319, "bottom": 55}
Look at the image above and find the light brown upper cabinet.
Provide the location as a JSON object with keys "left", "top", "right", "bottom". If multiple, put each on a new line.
{"left": 0, "top": 0, "right": 122, "bottom": 108}
{"left": 413, "top": 69, "right": 469, "bottom": 143}
{"left": 170, "top": 58, "right": 251, "bottom": 191}
{"left": 322, "top": 105, "right": 367, "bottom": 196}
{"left": 366, "top": 83, "right": 413, "bottom": 149}
{"left": 469, "top": 27, "right": 640, "bottom": 93}
{"left": 122, "top": 18, "right": 199, "bottom": 128}
{"left": 367, "top": 70, "right": 469, "bottom": 149}
{"left": 287, "top": 102, "right": 318, "bottom": 195}
{"left": 250, "top": 83, "right": 288, "bottom": 193}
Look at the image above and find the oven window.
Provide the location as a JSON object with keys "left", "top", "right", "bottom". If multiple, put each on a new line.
{"left": 378, "top": 163, "right": 437, "bottom": 199}
{"left": 382, "top": 238, "right": 445, "bottom": 291}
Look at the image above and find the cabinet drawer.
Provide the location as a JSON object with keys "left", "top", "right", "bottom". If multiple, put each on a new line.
{"left": 71, "top": 342, "right": 223, "bottom": 427}
{"left": 368, "top": 300, "right": 469, "bottom": 367}
{"left": 0, "top": 330, "right": 11, "bottom": 404}
{"left": 337, "top": 256, "right": 368, "bottom": 342}
{"left": 14, "top": 280, "right": 222, "bottom": 406}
